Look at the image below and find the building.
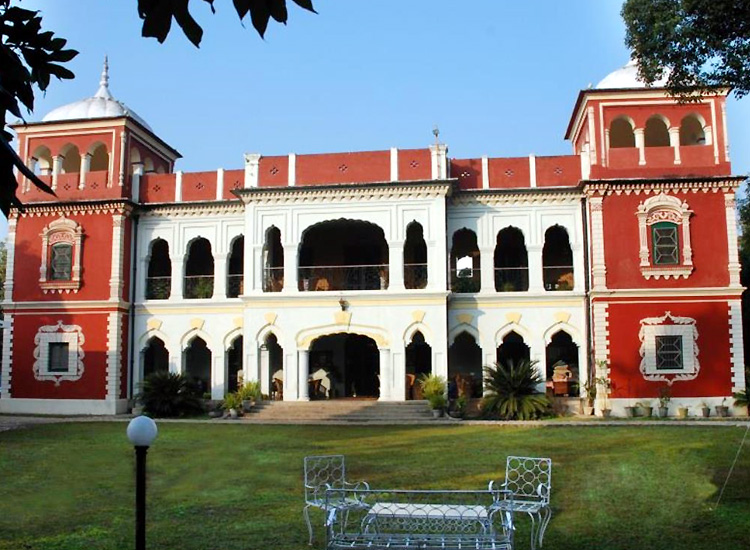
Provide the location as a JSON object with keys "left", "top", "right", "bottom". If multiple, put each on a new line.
{"left": 0, "top": 59, "right": 745, "bottom": 416}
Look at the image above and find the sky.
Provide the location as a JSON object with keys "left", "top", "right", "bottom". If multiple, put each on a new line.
{"left": 5, "top": 0, "right": 750, "bottom": 237}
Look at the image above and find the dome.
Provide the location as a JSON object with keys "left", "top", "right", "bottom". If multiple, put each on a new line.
{"left": 42, "top": 58, "right": 152, "bottom": 131}
{"left": 596, "top": 59, "right": 668, "bottom": 90}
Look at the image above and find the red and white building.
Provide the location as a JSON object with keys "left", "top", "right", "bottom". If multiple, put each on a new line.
{"left": 0, "top": 59, "right": 745, "bottom": 416}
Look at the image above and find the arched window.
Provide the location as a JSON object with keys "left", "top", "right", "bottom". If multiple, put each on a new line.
{"left": 263, "top": 227, "right": 283, "bottom": 292}
{"left": 143, "top": 337, "right": 169, "bottom": 378}
{"left": 60, "top": 144, "right": 81, "bottom": 173}
{"left": 496, "top": 331, "right": 530, "bottom": 368}
{"left": 404, "top": 222, "right": 427, "bottom": 289}
{"left": 184, "top": 238, "right": 214, "bottom": 299}
{"left": 146, "top": 239, "right": 171, "bottom": 300}
{"left": 609, "top": 117, "right": 636, "bottom": 148}
{"left": 227, "top": 235, "right": 244, "bottom": 298}
{"left": 679, "top": 114, "right": 706, "bottom": 146}
{"left": 88, "top": 143, "right": 109, "bottom": 172}
{"left": 450, "top": 229, "right": 480, "bottom": 293}
{"left": 448, "top": 332, "right": 482, "bottom": 397}
{"left": 644, "top": 116, "right": 670, "bottom": 147}
{"left": 39, "top": 217, "right": 83, "bottom": 293}
{"left": 184, "top": 337, "right": 211, "bottom": 396}
{"left": 542, "top": 225, "right": 574, "bottom": 291}
{"left": 636, "top": 193, "right": 693, "bottom": 279}
{"left": 494, "top": 227, "right": 528, "bottom": 292}
{"left": 30, "top": 146, "right": 53, "bottom": 176}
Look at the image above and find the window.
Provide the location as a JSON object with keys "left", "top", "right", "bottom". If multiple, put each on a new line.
{"left": 40, "top": 217, "right": 83, "bottom": 293}
{"left": 639, "top": 312, "right": 698, "bottom": 384}
{"left": 33, "top": 321, "right": 85, "bottom": 385}
{"left": 636, "top": 193, "right": 693, "bottom": 279}
{"left": 48, "top": 342, "right": 70, "bottom": 372}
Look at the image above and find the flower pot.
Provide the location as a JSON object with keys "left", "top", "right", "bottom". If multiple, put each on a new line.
{"left": 229, "top": 408, "right": 239, "bottom": 419}
{"left": 715, "top": 405, "right": 729, "bottom": 418}
{"left": 431, "top": 408, "right": 444, "bottom": 418}
{"left": 701, "top": 407, "right": 710, "bottom": 418}
{"left": 242, "top": 400, "right": 254, "bottom": 413}
{"left": 601, "top": 409, "right": 612, "bottom": 418}
{"left": 624, "top": 406, "right": 637, "bottom": 418}
{"left": 640, "top": 406, "right": 653, "bottom": 417}
{"left": 658, "top": 406, "right": 669, "bottom": 418}
{"left": 208, "top": 409, "right": 223, "bottom": 418}
{"left": 677, "top": 407, "right": 689, "bottom": 419}
{"left": 583, "top": 406, "right": 595, "bottom": 416}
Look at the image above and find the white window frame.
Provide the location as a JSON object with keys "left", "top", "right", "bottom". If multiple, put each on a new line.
{"left": 33, "top": 321, "right": 85, "bottom": 386}
{"left": 639, "top": 312, "right": 699, "bottom": 385}
{"left": 39, "top": 216, "right": 83, "bottom": 293}
{"left": 636, "top": 193, "right": 693, "bottom": 280}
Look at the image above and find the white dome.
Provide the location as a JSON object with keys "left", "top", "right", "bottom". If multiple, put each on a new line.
{"left": 596, "top": 59, "right": 668, "bottom": 90}
{"left": 42, "top": 58, "right": 152, "bottom": 131}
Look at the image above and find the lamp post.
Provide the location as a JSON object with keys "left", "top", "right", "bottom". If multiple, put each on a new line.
{"left": 126, "top": 416, "right": 158, "bottom": 550}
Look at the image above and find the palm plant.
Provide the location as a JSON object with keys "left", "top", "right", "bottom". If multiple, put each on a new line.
{"left": 481, "top": 359, "right": 550, "bottom": 420}
{"left": 137, "top": 371, "right": 204, "bottom": 418}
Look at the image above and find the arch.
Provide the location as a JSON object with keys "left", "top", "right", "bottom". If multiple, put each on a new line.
{"left": 405, "top": 330, "right": 432, "bottom": 399}
{"left": 298, "top": 219, "right": 388, "bottom": 291}
{"left": 263, "top": 226, "right": 283, "bottom": 292}
{"left": 180, "top": 327, "right": 214, "bottom": 353}
{"left": 496, "top": 330, "right": 531, "bottom": 368}
{"left": 448, "top": 331, "right": 483, "bottom": 398}
{"left": 59, "top": 143, "right": 81, "bottom": 173}
{"left": 450, "top": 228, "right": 480, "bottom": 293}
{"left": 138, "top": 328, "right": 170, "bottom": 353}
{"left": 143, "top": 157, "right": 155, "bottom": 173}
{"left": 644, "top": 115, "right": 670, "bottom": 147}
{"left": 223, "top": 326, "right": 244, "bottom": 351}
{"left": 88, "top": 142, "right": 109, "bottom": 172}
{"left": 297, "top": 323, "right": 389, "bottom": 351}
{"left": 545, "top": 330, "right": 579, "bottom": 394}
{"left": 402, "top": 321, "right": 434, "bottom": 346}
{"left": 227, "top": 234, "right": 244, "bottom": 298}
{"left": 184, "top": 237, "right": 214, "bottom": 299}
{"left": 494, "top": 321, "right": 532, "bottom": 347}
{"left": 146, "top": 238, "right": 171, "bottom": 300}
{"left": 142, "top": 336, "right": 169, "bottom": 378}
{"left": 404, "top": 221, "right": 428, "bottom": 289}
{"left": 311, "top": 332, "right": 379, "bottom": 398}
{"left": 183, "top": 335, "right": 211, "bottom": 396}
{"left": 542, "top": 225, "right": 574, "bottom": 291}
{"left": 256, "top": 324, "right": 286, "bottom": 347}
{"left": 31, "top": 145, "right": 53, "bottom": 175}
{"left": 494, "top": 226, "right": 528, "bottom": 292}
{"left": 448, "top": 322, "right": 480, "bottom": 346}
{"left": 609, "top": 116, "right": 636, "bottom": 148}
{"left": 129, "top": 148, "right": 141, "bottom": 166}
{"left": 261, "top": 332, "right": 284, "bottom": 398}
{"left": 542, "top": 321, "right": 583, "bottom": 346}
{"left": 679, "top": 114, "right": 707, "bottom": 146}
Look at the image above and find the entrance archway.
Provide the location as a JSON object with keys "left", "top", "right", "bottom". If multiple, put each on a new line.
{"left": 310, "top": 333, "right": 380, "bottom": 398}
{"left": 226, "top": 335, "right": 243, "bottom": 393}
{"left": 184, "top": 336, "right": 211, "bottom": 396}
{"left": 496, "top": 331, "right": 531, "bottom": 368}
{"left": 545, "top": 331, "right": 579, "bottom": 396}
{"left": 143, "top": 336, "right": 169, "bottom": 378}
{"left": 448, "top": 332, "right": 483, "bottom": 398}
{"left": 405, "top": 331, "right": 432, "bottom": 399}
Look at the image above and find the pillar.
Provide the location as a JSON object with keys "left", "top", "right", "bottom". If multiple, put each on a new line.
{"left": 378, "top": 348, "right": 392, "bottom": 400}
{"left": 259, "top": 343, "right": 270, "bottom": 397}
{"left": 170, "top": 259, "right": 184, "bottom": 301}
{"left": 52, "top": 155, "right": 63, "bottom": 190}
{"left": 283, "top": 244, "right": 299, "bottom": 292}
{"left": 392, "top": 351, "right": 406, "bottom": 401}
{"left": 297, "top": 349, "right": 309, "bottom": 401}
{"left": 213, "top": 253, "right": 227, "bottom": 298}
{"left": 211, "top": 353, "right": 225, "bottom": 400}
{"left": 479, "top": 247, "right": 494, "bottom": 292}
{"left": 669, "top": 127, "right": 681, "bottom": 164}
{"left": 634, "top": 128, "right": 646, "bottom": 165}
{"left": 79, "top": 153, "right": 91, "bottom": 188}
{"left": 527, "top": 244, "right": 544, "bottom": 292}
{"left": 388, "top": 242, "right": 404, "bottom": 290}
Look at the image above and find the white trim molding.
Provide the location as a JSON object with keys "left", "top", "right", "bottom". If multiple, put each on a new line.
{"left": 636, "top": 193, "right": 693, "bottom": 280}
{"left": 1, "top": 314, "right": 13, "bottom": 397}
{"left": 639, "top": 311, "right": 699, "bottom": 385}
{"left": 729, "top": 300, "right": 746, "bottom": 392}
{"left": 33, "top": 321, "right": 86, "bottom": 386}
{"left": 725, "top": 192, "right": 741, "bottom": 286}
{"left": 39, "top": 216, "right": 84, "bottom": 293}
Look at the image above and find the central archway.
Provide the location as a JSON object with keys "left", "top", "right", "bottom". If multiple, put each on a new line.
{"left": 309, "top": 333, "right": 380, "bottom": 398}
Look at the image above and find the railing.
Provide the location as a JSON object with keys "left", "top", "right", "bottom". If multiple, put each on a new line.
{"left": 145, "top": 276, "right": 171, "bottom": 300}
{"left": 543, "top": 266, "right": 574, "bottom": 291}
{"left": 404, "top": 263, "right": 428, "bottom": 289}
{"left": 263, "top": 267, "right": 284, "bottom": 293}
{"left": 227, "top": 274, "right": 243, "bottom": 297}
{"left": 450, "top": 269, "right": 480, "bottom": 293}
{"left": 494, "top": 267, "right": 529, "bottom": 292}
{"left": 298, "top": 264, "right": 388, "bottom": 291}
{"left": 184, "top": 275, "right": 214, "bottom": 299}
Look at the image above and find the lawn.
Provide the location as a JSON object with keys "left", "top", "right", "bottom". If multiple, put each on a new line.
{"left": 1, "top": 422, "right": 749, "bottom": 550}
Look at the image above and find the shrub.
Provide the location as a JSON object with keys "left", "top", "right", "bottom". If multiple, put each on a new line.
{"left": 427, "top": 393, "right": 447, "bottom": 411}
{"left": 223, "top": 392, "right": 242, "bottom": 411}
{"left": 137, "top": 371, "right": 204, "bottom": 418}
{"left": 237, "top": 381, "right": 261, "bottom": 402}
{"left": 734, "top": 388, "right": 749, "bottom": 416}
{"left": 419, "top": 374, "right": 446, "bottom": 400}
{"left": 481, "top": 359, "right": 550, "bottom": 420}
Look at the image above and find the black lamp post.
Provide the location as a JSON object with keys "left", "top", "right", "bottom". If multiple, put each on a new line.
{"left": 126, "top": 416, "right": 158, "bottom": 550}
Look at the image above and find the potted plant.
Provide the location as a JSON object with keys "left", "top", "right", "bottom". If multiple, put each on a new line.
{"left": 715, "top": 397, "right": 730, "bottom": 418}
{"left": 237, "top": 381, "right": 261, "bottom": 412}
{"left": 658, "top": 386, "right": 671, "bottom": 417}
{"left": 208, "top": 401, "right": 224, "bottom": 418}
{"left": 700, "top": 401, "right": 711, "bottom": 418}
{"left": 582, "top": 380, "right": 596, "bottom": 416}
{"left": 638, "top": 401, "right": 653, "bottom": 417}
{"left": 595, "top": 374, "right": 611, "bottom": 417}
{"left": 734, "top": 387, "right": 749, "bottom": 416}
{"left": 677, "top": 405, "right": 689, "bottom": 419}
{"left": 624, "top": 401, "right": 637, "bottom": 418}
{"left": 223, "top": 392, "right": 241, "bottom": 419}
{"left": 419, "top": 374, "right": 447, "bottom": 417}
{"left": 428, "top": 393, "right": 447, "bottom": 417}
{"left": 450, "top": 395, "right": 468, "bottom": 419}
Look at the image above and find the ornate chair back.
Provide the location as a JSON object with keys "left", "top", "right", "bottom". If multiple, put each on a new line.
{"left": 504, "top": 456, "right": 552, "bottom": 506}
{"left": 304, "top": 454, "right": 347, "bottom": 506}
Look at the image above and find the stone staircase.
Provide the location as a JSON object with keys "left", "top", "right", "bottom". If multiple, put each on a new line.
{"left": 245, "top": 399, "right": 441, "bottom": 423}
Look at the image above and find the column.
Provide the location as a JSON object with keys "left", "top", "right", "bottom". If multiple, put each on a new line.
{"left": 244, "top": 153, "right": 261, "bottom": 188}
{"left": 634, "top": 129, "right": 646, "bottom": 165}
{"left": 213, "top": 253, "right": 227, "bottom": 298}
{"left": 118, "top": 130, "right": 127, "bottom": 187}
{"left": 725, "top": 193, "right": 741, "bottom": 285}
{"left": 479, "top": 247, "right": 494, "bottom": 292}
{"left": 52, "top": 155, "right": 63, "bottom": 190}
{"left": 79, "top": 153, "right": 91, "bottom": 188}
{"left": 170, "top": 259, "right": 184, "bottom": 300}
{"left": 388, "top": 242, "right": 404, "bottom": 290}
{"left": 391, "top": 351, "right": 406, "bottom": 401}
{"left": 211, "top": 353, "right": 225, "bottom": 400}
{"left": 589, "top": 197, "right": 607, "bottom": 289}
{"left": 669, "top": 127, "right": 681, "bottom": 164}
{"left": 1, "top": 314, "right": 13, "bottom": 398}
{"left": 297, "top": 349, "right": 309, "bottom": 401}
{"left": 527, "top": 244, "right": 544, "bottom": 292}
{"left": 131, "top": 161, "right": 143, "bottom": 200}
{"left": 109, "top": 214, "right": 126, "bottom": 301}
{"left": 283, "top": 244, "right": 299, "bottom": 292}
{"left": 259, "top": 344, "right": 270, "bottom": 397}
{"left": 245, "top": 345, "right": 258, "bottom": 388}
{"left": 378, "top": 348, "right": 392, "bottom": 401}
{"left": 283, "top": 351, "right": 296, "bottom": 401}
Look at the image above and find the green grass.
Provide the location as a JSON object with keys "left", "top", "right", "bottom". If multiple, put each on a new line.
{"left": 1, "top": 423, "right": 749, "bottom": 550}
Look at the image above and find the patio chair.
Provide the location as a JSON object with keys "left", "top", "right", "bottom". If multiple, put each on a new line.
{"left": 303, "top": 454, "right": 369, "bottom": 545}
{"left": 493, "top": 455, "right": 552, "bottom": 550}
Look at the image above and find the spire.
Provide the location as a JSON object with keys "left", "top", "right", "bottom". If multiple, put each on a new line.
{"left": 94, "top": 55, "right": 113, "bottom": 99}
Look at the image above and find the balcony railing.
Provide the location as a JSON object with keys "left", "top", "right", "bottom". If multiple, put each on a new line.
{"left": 227, "top": 274, "right": 243, "bottom": 297}
{"left": 404, "top": 263, "right": 428, "bottom": 289}
{"left": 184, "top": 275, "right": 214, "bottom": 299}
{"left": 146, "top": 276, "right": 171, "bottom": 300}
{"left": 494, "top": 267, "right": 529, "bottom": 292}
{"left": 450, "top": 269, "right": 480, "bottom": 293}
{"left": 298, "top": 264, "right": 388, "bottom": 291}
{"left": 263, "top": 267, "right": 284, "bottom": 293}
{"left": 543, "top": 266, "right": 574, "bottom": 291}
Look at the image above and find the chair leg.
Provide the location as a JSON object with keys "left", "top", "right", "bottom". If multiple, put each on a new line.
{"left": 538, "top": 507, "right": 552, "bottom": 547}
{"left": 303, "top": 505, "right": 314, "bottom": 545}
{"left": 527, "top": 512, "right": 539, "bottom": 550}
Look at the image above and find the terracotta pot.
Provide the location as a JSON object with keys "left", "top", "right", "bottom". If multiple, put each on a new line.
{"left": 701, "top": 407, "right": 710, "bottom": 418}
{"left": 715, "top": 405, "right": 729, "bottom": 418}
{"left": 583, "top": 406, "right": 595, "bottom": 416}
{"left": 658, "top": 406, "right": 669, "bottom": 417}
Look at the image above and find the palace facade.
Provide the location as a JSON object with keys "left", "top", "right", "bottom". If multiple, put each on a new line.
{"left": 0, "top": 59, "right": 745, "bottom": 416}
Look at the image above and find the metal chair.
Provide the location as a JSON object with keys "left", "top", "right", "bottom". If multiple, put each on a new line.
{"left": 303, "top": 455, "right": 369, "bottom": 545}
{"left": 495, "top": 456, "right": 552, "bottom": 550}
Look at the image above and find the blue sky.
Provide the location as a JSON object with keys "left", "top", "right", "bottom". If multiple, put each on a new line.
{"left": 5, "top": 1, "right": 749, "bottom": 236}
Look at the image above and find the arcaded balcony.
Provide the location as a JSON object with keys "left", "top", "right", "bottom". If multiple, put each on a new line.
{"left": 297, "top": 219, "right": 389, "bottom": 292}
{"left": 542, "top": 225, "right": 574, "bottom": 291}
{"left": 494, "top": 227, "right": 529, "bottom": 292}
{"left": 184, "top": 238, "right": 214, "bottom": 299}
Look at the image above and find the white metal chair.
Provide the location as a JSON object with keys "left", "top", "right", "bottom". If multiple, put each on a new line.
{"left": 494, "top": 456, "right": 552, "bottom": 550}
{"left": 303, "top": 454, "right": 369, "bottom": 545}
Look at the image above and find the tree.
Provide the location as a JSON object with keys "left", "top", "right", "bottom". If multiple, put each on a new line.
{"left": 622, "top": 0, "right": 750, "bottom": 99}
{"left": 0, "top": 0, "right": 316, "bottom": 217}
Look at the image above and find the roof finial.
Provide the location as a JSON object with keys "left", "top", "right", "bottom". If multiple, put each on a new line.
{"left": 94, "top": 55, "right": 113, "bottom": 99}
